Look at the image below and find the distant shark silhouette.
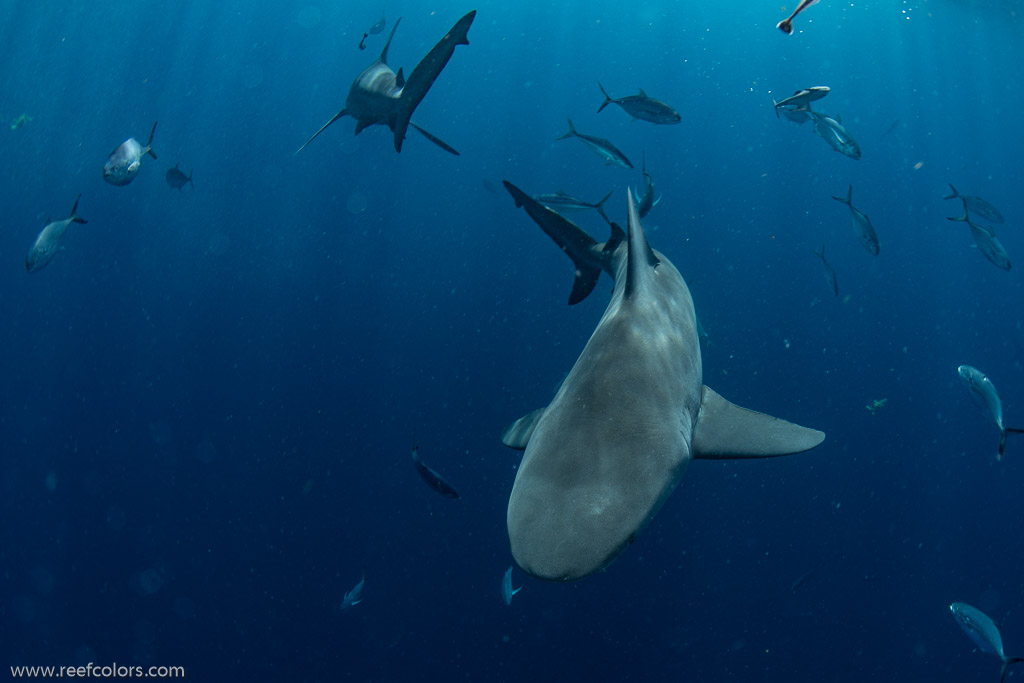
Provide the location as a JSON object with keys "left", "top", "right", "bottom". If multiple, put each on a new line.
{"left": 501, "top": 182, "right": 826, "bottom": 581}
{"left": 295, "top": 11, "right": 475, "bottom": 156}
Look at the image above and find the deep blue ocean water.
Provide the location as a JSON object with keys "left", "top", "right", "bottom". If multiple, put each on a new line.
{"left": 1, "top": 1, "right": 1022, "bottom": 680}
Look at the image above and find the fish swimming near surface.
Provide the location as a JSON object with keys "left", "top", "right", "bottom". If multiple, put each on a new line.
{"left": 773, "top": 86, "right": 829, "bottom": 117}
{"left": 501, "top": 566, "right": 522, "bottom": 605}
{"left": 165, "top": 164, "right": 193, "bottom": 191}
{"left": 596, "top": 83, "right": 681, "bottom": 125}
{"left": 957, "top": 365, "right": 1024, "bottom": 459}
{"left": 948, "top": 209, "right": 1012, "bottom": 271}
{"left": 944, "top": 184, "right": 1005, "bottom": 224}
{"left": 411, "top": 445, "right": 461, "bottom": 499}
{"left": 341, "top": 574, "right": 365, "bottom": 610}
{"left": 809, "top": 111, "right": 861, "bottom": 159}
{"left": 777, "top": 0, "right": 821, "bottom": 34}
{"left": 556, "top": 119, "right": 633, "bottom": 169}
{"left": 950, "top": 602, "right": 1024, "bottom": 683}
{"left": 499, "top": 181, "right": 826, "bottom": 581}
{"left": 26, "top": 195, "right": 88, "bottom": 273}
{"left": 632, "top": 151, "right": 661, "bottom": 219}
{"left": 296, "top": 11, "right": 476, "bottom": 156}
{"left": 104, "top": 122, "right": 158, "bottom": 186}
{"left": 812, "top": 245, "right": 838, "bottom": 296}
{"left": 832, "top": 185, "right": 879, "bottom": 255}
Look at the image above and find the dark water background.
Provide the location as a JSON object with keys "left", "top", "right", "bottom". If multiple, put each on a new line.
{"left": 1, "top": 1, "right": 1022, "bottom": 680}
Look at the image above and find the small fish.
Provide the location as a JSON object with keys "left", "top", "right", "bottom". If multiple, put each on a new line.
{"left": 358, "top": 33, "right": 368, "bottom": 50}
{"left": 103, "top": 121, "right": 158, "bottom": 186}
{"left": 950, "top": 602, "right": 1024, "bottom": 683}
{"left": 944, "top": 184, "right": 1005, "bottom": 224}
{"left": 411, "top": 445, "right": 461, "bottom": 499}
{"left": 555, "top": 119, "right": 633, "bottom": 169}
{"left": 809, "top": 112, "right": 861, "bottom": 159}
{"left": 10, "top": 113, "right": 32, "bottom": 130}
{"left": 26, "top": 195, "right": 88, "bottom": 273}
{"left": 535, "top": 189, "right": 614, "bottom": 223}
{"left": 596, "top": 83, "right": 681, "bottom": 125}
{"left": 165, "top": 164, "right": 193, "bottom": 191}
{"left": 790, "top": 569, "right": 815, "bottom": 592}
{"left": 696, "top": 314, "right": 712, "bottom": 348}
{"left": 501, "top": 566, "right": 522, "bottom": 605}
{"left": 832, "top": 185, "right": 879, "bottom": 255}
{"left": 865, "top": 398, "right": 887, "bottom": 415}
{"left": 369, "top": 13, "right": 386, "bottom": 35}
{"left": 341, "top": 574, "right": 365, "bottom": 610}
{"left": 948, "top": 209, "right": 1012, "bottom": 271}
{"left": 957, "top": 365, "right": 1024, "bottom": 459}
{"left": 812, "top": 245, "right": 838, "bottom": 296}
{"left": 632, "top": 151, "right": 661, "bottom": 219}
{"left": 777, "top": 0, "right": 821, "bottom": 34}
{"left": 773, "top": 86, "right": 829, "bottom": 117}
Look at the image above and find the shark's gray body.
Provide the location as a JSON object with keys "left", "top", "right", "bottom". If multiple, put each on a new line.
{"left": 296, "top": 11, "right": 475, "bottom": 156}
{"left": 502, "top": 182, "right": 825, "bottom": 582}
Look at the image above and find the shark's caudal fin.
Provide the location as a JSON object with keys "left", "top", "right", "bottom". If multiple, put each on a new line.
{"left": 145, "top": 121, "right": 158, "bottom": 159}
{"left": 831, "top": 184, "right": 852, "bottom": 206}
{"left": 624, "top": 190, "right": 660, "bottom": 300}
{"left": 393, "top": 11, "right": 475, "bottom": 153}
{"left": 69, "top": 194, "right": 87, "bottom": 225}
{"left": 691, "top": 386, "right": 825, "bottom": 458}
{"left": 503, "top": 180, "right": 608, "bottom": 305}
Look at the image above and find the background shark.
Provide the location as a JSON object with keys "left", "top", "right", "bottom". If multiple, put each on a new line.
{"left": 502, "top": 182, "right": 826, "bottom": 582}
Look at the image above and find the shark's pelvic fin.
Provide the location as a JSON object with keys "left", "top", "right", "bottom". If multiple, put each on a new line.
{"left": 692, "top": 386, "right": 825, "bottom": 459}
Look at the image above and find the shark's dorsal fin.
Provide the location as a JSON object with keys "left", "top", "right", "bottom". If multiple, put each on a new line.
{"left": 625, "top": 191, "right": 660, "bottom": 300}
{"left": 379, "top": 16, "right": 402, "bottom": 64}
{"left": 501, "top": 407, "right": 547, "bottom": 450}
{"left": 692, "top": 386, "right": 825, "bottom": 458}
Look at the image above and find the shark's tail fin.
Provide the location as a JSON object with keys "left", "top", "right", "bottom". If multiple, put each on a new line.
{"left": 69, "top": 194, "right": 87, "bottom": 225}
{"left": 1000, "top": 657, "right": 1024, "bottom": 683}
{"left": 393, "top": 11, "right": 475, "bottom": 153}
{"left": 555, "top": 118, "right": 577, "bottom": 141}
{"left": 831, "top": 184, "right": 852, "bottom": 205}
{"left": 998, "top": 427, "right": 1024, "bottom": 460}
{"left": 145, "top": 121, "right": 158, "bottom": 159}
{"left": 597, "top": 83, "right": 613, "bottom": 113}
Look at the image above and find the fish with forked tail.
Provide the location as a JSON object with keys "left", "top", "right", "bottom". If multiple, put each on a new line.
{"left": 104, "top": 122, "right": 157, "bottom": 186}
{"left": 555, "top": 119, "right": 633, "bottom": 169}
{"left": 832, "top": 185, "right": 879, "bottom": 255}
{"left": 26, "top": 195, "right": 88, "bottom": 272}
{"left": 777, "top": 0, "right": 820, "bottom": 34}
{"left": 596, "top": 83, "right": 681, "bottom": 125}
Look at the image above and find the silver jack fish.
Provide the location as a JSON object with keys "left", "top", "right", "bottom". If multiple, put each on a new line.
{"left": 957, "top": 365, "right": 1024, "bottom": 459}
{"left": 555, "top": 119, "right": 633, "bottom": 169}
{"left": 26, "top": 195, "right": 88, "bottom": 272}
{"left": 950, "top": 602, "right": 1024, "bottom": 682}
{"left": 809, "top": 111, "right": 860, "bottom": 159}
{"left": 103, "top": 122, "right": 157, "bottom": 186}
{"left": 832, "top": 185, "right": 879, "bottom": 255}
{"left": 501, "top": 566, "right": 522, "bottom": 605}
{"left": 944, "top": 183, "right": 1005, "bottom": 224}
{"left": 341, "top": 574, "right": 365, "bottom": 610}
{"left": 597, "top": 83, "right": 681, "bottom": 125}
{"left": 812, "top": 245, "right": 838, "bottom": 296}
{"left": 948, "top": 208, "right": 1012, "bottom": 271}
{"left": 773, "top": 86, "right": 829, "bottom": 117}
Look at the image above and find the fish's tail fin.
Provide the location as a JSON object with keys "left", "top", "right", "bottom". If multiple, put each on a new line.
{"left": 594, "top": 189, "right": 614, "bottom": 222}
{"left": 777, "top": 19, "right": 793, "bottom": 34}
{"left": 145, "top": 121, "right": 158, "bottom": 159}
{"left": 947, "top": 206, "right": 971, "bottom": 224}
{"left": 773, "top": 99, "right": 780, "bottom": 117}
{"left": 943, "top": 183, "right": 960, "bottom": 201}
{"left": 812, "top": 245, "right": 825, "bottom": 260}
{"left": 831, "top": 184, "right": 852, "bottom": 205}
{"left": 1000, "top": 657, "right": 1024, "bottom": 683}
{"left": 555, "top": 118, "right": 577, "bottom": 141}
{"left": 999, "top": 427, "right": 1024, "bottom": 460}
{"left": 69, "top": 194, "right": 87, "bottom": 225}
{"left": 597, "top": 82, "right": 613, "bottom": 113}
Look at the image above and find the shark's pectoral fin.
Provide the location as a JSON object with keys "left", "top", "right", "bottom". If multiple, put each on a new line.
{"left": 409, "top": 122, "right": 459, "bottom": 155}
{"left": 501, "top": 407, "right": 547, "bottom": 450}
{"left": 692, "top": 386, "right": 825, "bottom": 459}
{"left": 569, "top": 264, "right": 602, "bottom": 305}
{"left": 294, "top": 109, "right": 349, "bottom": 155}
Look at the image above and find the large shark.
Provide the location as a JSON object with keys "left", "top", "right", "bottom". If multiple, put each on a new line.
{"left": 501, "top": 181, "right": 826, "bottom": 582}
{"left": 295, "top": 11, "right": 475, "bottom": 156}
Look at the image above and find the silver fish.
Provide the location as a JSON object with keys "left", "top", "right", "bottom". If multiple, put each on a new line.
{"left": 369, "top": 12, "right": 386, "bottom": 35}
{"left": 809, "top": 111, "right": 861, "bottom": 159}
{"left": 944, "top": 183, "right": 1005, "bottom": 224}
{"left": 165, "top": 164, "right": 193, "bottom": 191}
{"left": 341, "top": 574, "right": 365, "bottom": 610}
{"left": 103, "top": 122, "right": 157, "bottom": 186}
{"left": 411, "top": 445, "right": 461, "bottom": 499}
{"left": 631, "top": 151, "right": 661, "bottom": 219}
{"left": 555, "top": 119, "right": 633, "bottom": 169}
{"left": 948, "top": 209, "right": 1012, "bottom": 271}
{"left": 777, "top": 0, "right": 821, "bottom": 34}
{"left": 832, "top": 185, "right": 879, "bottom": 255}
{"left": 812, "top": 245, "right": 838, "bottom": 296}
{"left": 26, "top": 195, "right": 88, "bottom": 272}
{"left": 596, "top": 83, "right": 681, "bottom": 125}
{"left": 777, "top": 104, "right": 812, "bottom": 125}
{"left": 773, "top": 86, "right": 829, "bottom": 116}
{"left": 950, "top": 602, "right": 1024, "bottom": 682}
{"left": 534, "top": 189, "right": 614, "bottom": 223}
{"left": 501, "top": 566, "right": 522, "bottom": 605}
{"left": 957, "top": 365, "right": 1024, "bottom": 459}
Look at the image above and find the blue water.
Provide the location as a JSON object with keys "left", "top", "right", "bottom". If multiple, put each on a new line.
{"left": 1, "top": 1, "right": 1022, "bottom": 680}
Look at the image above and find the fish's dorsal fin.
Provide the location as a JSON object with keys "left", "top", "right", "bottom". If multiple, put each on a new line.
{"left": 692, "top": 386, "right": 825, "bottom": 458}
{"left": 379, "top": 16, "right": 401, "bottom": 63}
{"left": 624, "top": 190, "right": 659, "bottom": 300}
